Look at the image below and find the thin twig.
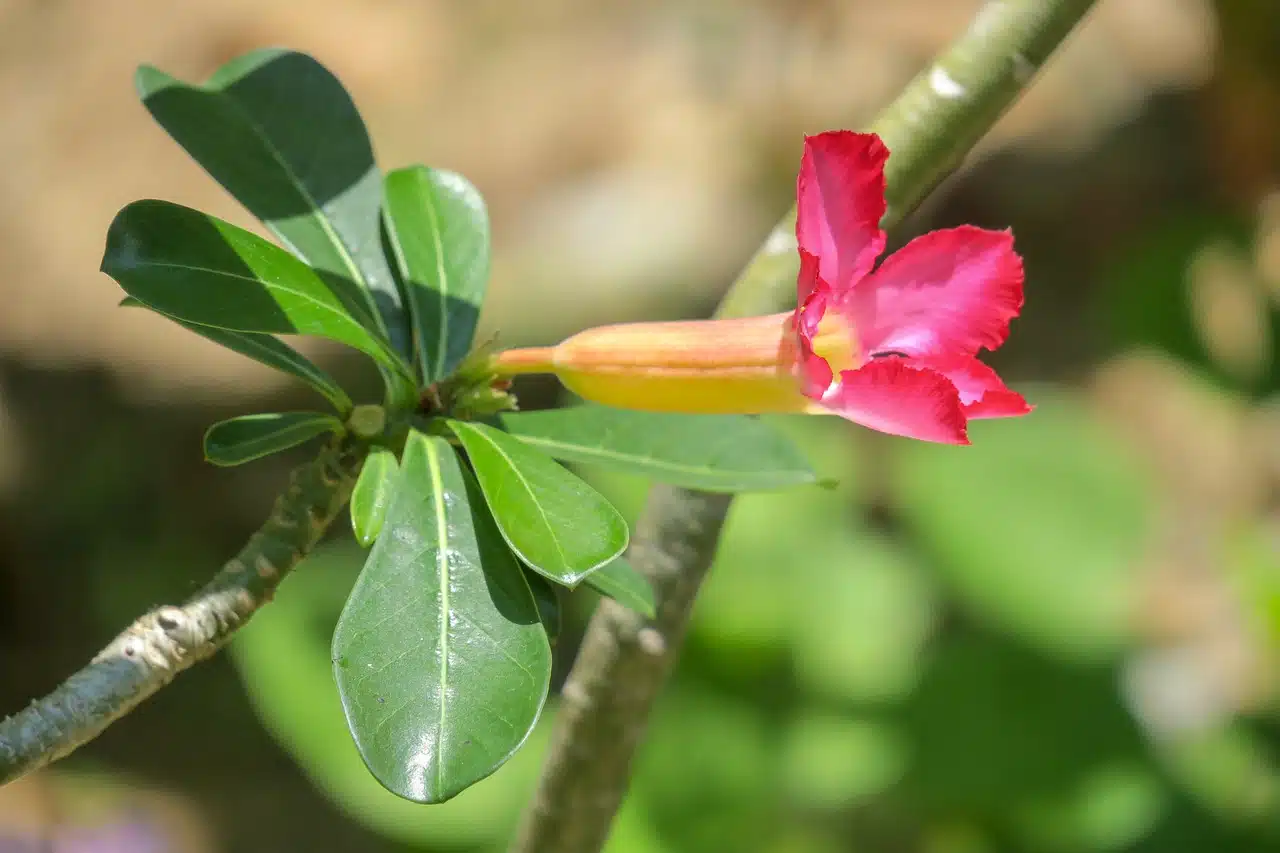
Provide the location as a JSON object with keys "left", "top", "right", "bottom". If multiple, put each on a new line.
{"left": 0, "top": 438, "right": 364, "bottom": 784}
{"left": 508, "top": 2, "right": 1100, "bottom": 851}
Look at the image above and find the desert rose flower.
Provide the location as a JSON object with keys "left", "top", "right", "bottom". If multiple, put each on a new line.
{"left": 493, "top": 130, "right": 1031, "bottom": 444}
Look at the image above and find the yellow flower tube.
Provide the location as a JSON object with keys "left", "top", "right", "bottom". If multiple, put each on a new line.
{"left": 492, "top": 312, "right": 859, "bottom": 415}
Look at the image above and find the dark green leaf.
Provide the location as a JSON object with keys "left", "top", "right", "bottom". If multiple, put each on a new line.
{"left": 120, "top": 295, "right": 351, "bottom": 413}
{"left": 383, "top": 166, "right": 490, "bottom": 383}
{"left": 449, "top": 420, "right": 628, "bottom": 587}
{"left": 204, "top": 412, "right": 342, "bottom": 466}
{"left": 332, "top": 430, "right": 551, "bottom": 803}
{"left": 524, "top": 570, "right": 562, "bottom": 644}
{"left": 350, "top": 448, "right": 398, "bottom": 546}
{"left": 102, "top": 199, "right": 407, "bottom": 377}
{"left": 136, "top": 51, "right": 409, "bottom": 358}
{"left": 500, "top": 406, "right": 816, "bottom": 492}
{"left": 584, "top": 557, "right": 655, "bottom": 619}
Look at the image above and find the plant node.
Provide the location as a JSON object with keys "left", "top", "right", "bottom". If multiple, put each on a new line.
{"left": 348, "top": 404, "right": 388, "bottom": 440}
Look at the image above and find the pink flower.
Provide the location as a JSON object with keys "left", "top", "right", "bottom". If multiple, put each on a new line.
{"left": 493, "top": 130, "right": 1031, "bottom": 445}
{"left": 791, "top": 130, "right": 1031, "bottom": 444}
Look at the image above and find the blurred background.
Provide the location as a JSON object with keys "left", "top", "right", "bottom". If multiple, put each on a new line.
{"left": 0, "top": 0, "right": 1277, "bottom": 850}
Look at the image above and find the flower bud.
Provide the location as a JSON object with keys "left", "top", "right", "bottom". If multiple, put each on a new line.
{"left": 494, "top": 311, "right": 858, "bottom": 415}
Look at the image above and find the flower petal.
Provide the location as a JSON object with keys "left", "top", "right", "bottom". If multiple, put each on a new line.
{"left": 847, "top": 226, "right": 1024, "bottom": 359}
{"left": 795, "top": 249, "right": 824, "bottom": 333}
{"left": 818, "top": 357, "right": 969, "bottom": 445}
{"left": 794, "top": 250, "right": 834, "bottom": 398}
{"left": 913, "top": 354, "right": 1033, "bottom": 419}
{"left": 796, "top": 333, "right": 833, "bottom": 400}
{"left": 796, "top": 131, "right": 888, "bottom": 293}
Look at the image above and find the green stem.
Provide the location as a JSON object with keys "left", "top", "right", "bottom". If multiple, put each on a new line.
{"left": 507, "top": 2, "right": 1098, "bottom": 852}
{"left": 0, "top": 439, "right": 364, "bottom": 784}
{"left": 717, "top": 0, "right": 1099, "bottom": 319}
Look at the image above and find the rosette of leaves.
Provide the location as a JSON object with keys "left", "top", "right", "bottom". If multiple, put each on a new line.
{"left": 101, "top": 49, "right": 817, "bottom": 803}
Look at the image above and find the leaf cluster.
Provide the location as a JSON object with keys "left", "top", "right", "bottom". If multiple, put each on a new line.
{"left": 104, "top": 49, "right": 816, "bottom": 802}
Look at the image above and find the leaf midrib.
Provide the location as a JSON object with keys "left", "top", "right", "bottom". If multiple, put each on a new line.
{"left": 218, "top": 85, "right": 384, "bottom": 335}
{"left": 131, "top": 258, "right": 346, "bottom": 317}
{"left": 469, "top": 426, "right": 572, "bottom": 575}
{"left": 423, "top": 439, "right": 452, "bottom": 797}
{"left": 124, "top": 257, "right": 405, "bottom": 373}
{"left": 510, "top": 433, "right": 747, "bottom": 483}
{"left": 217, "top": 331, "right": 349, "bottom": 406}
{"left": 210, "top": 415, "right": 335, "bottom": 461}
{"left": 419, "top": 175, "right": 452, "bottom": 380}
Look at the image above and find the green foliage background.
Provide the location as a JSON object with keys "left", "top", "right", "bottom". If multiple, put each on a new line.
{"left": 0, "top": 1, "right": 1277, "bottom": 851}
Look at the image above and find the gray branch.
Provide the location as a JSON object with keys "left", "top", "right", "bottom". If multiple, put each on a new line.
{"left": 507, "top": 2, "right": 1100, "bottom": 852}
{"left": 0, "top": 438, "right": 363, "bottom": 784}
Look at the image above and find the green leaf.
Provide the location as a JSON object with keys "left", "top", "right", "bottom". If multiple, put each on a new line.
{"left": 332, "top": 431, "right": 551, "bottom": 803}
{"left": 229, "top": 543, "right": 557, "bottom": 850}
{"left": 204, "top": 412, "right": 342, "bottom": 466}
{"left": 383, "top": 166, "right": 490, "bottom": 383}
{"left": 499, "top": 406, "right": 816, "bottom": 492}
{"left": 350, "top": 448, "right": 398, "bottom": 546}
{"left": 136, "top": 51, "right": 409, "bottom": 359}
{"left": 120, "top": 295, "right": 351, "bottom": 413}
{"left": 584, "top": 557, "right": 655, "bottom": 619}
{"left": 102, "top": 199, "right": 408, "bottom": 378}
{"left": 449, "top": 420, "right": 628, "bottom": 587}
{"left": 524, "top": 570, "right": 562, "bottom": 644}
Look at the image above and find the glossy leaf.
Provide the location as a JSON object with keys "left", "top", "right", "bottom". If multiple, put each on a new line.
{"left": 102, "top": 199, "right": 407, "bottom": 378}
{"left": 350, "top": 448, "right": 398, "bottom": 546}
{"left": 524, "top": 570, "right": 562, "bottom": 644}
{"left": 204, "top": 412, "right": 342, "bottom": 466}
{"left": 449, "top": 420, "right": 628, "bottom": 587}
{"left": 383, "top": 166, "right": 490, "bottom": 383}
{"left": 120, "top": 296, "right": 351, "bottom": 413}
{"left": 584, "top": 557, "right": 656, "bottom": 619}
{"left": 228, "top": 544, "right": 557, "bottom": 850}
{"left": 136, "top": 51, "right": 409, "bottom": 358}
{"left": 332, "top": 431, "right": 551, "bottom": 803}
{"left": 500, "top": 406, "right": 816, "bottom": 492}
